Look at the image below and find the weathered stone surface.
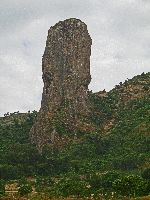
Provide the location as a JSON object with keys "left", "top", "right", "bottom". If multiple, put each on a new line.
{"left": 30, "top": 18, "right": 92, "bottom": 152}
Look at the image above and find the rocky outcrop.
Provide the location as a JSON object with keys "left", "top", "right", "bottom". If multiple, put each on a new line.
{"left": 30, "top": 18, "right": 92, "bottom": 152}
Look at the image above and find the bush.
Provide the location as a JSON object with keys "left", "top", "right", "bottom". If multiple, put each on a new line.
{"left": 112, "top": 175, "right": 149, "bottom": 197}
{"left": 35, "top": 176, "right": 53, "bottom": 192}
{"left": 141, "top": 168, "right": 150, "bottom": 180}
{"left": 100, "top": 171, "right": 121, "bottom": 189}
{"left": 0, "top": 180, "right": 5, "bottom": 197}
{"left": 143, "top": 85, "right": 149, "bottom": 91}
{"left": 18, "top": 183, "right": 32, "bottom": 196}
{"left": 89, "top": 171, "right": 121, "bottom": 193}
{"left": 18, "top": 177, "right": 28, "bottom": 185}
{"left": 0, "top": 164, "right": 20, "bottom": 180}
{"left": 50, "top": 172, "right": 90, "bottom": 198}
{"left": 112, "top": 155, "right": 142, "bottom": 170}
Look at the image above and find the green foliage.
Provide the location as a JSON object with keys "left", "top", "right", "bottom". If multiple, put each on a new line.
{"left": 35, "top": 176, "right": 53, "bottom": 192}
{"left": 85, "top": 171, "right": 123, "bottom": 198}
{"left": 89, "top": 93, "right": 117, "bottom": 124}
{"left": 18, "top": 183, "right": 33, "bottom": 196}
{"left": 18, "top": 177, "right": 28, "bottom": 186}
{"left": 112, "top": 175, "right": 150, "bottom": 197}
{"left": 100, "top": 171, "right": 121, "bottom": 189}
{"left": 1, "top": 73, "right": 150, "bottom": 198}
{"left": 112, "top": 154, "right": 145, "bottom": 170}
{"left": 0, "top": 164, "right": 20, "bottom": 180}
{"left": 141, "top": 168, "right": 150, "bottom": 180}
{"left": 0, "top": 111, "right": 43, "bottom": 180}
{"left": 52, "top": 110, "right": 70, "bottom": 136}
{"left": 102, "top": 96, "right": 150, "bottom": 171}
{"left": 143, "top": 85, "right": 149, "bottom": 91}
{"left": 50, "top": 172, "right": 90, "bottom": 198}
{"left": 0, "top": 180, "right": 5, "bottom": 197}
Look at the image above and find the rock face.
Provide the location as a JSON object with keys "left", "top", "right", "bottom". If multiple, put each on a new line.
{"left": 30, "top": 18, "right": 92, "bottom": 152}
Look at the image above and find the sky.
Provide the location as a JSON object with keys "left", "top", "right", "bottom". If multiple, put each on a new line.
{"left": 0, "top": 0, "right": 150, "bottom": 116}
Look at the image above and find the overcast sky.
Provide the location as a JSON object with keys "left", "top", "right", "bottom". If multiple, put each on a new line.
{"left": 0, "top": 0, "right": 150, "bottom": 116}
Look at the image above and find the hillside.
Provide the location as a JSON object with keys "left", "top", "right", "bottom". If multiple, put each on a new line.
{"left": 0, "top": 72, "right": 150, "bottom": 199}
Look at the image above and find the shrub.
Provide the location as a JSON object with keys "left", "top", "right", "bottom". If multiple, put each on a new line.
{"left": 18, "top": 177, "right": 28, "bottom": 186}
{"left": 89, "top": 171, "right": 121, "bottom": 192}
{"left": 141, "top": 168, "right": 150, "bottom": 180}
{"left": 112, "top": 154, "right": 142, "bottom": 170}
{"left": 0, "top": 164, "right": 20, "bottom": 180}
{"left": 18, "top": 183, "right": 32, "bottom": 196}
{"left": 112, "top": 175, "right": 149, "bottom": 197}
{"left": 0, "top": 180, "right": 5, "bottom": 197}
{"left": 143, "top": 85, "right": 149, "bottom": 91}
{"left": 50, "top": 173, "right": 90, "bottom": 198}
{"left": 35, "top": 176, "right": 53, "bottom": 192}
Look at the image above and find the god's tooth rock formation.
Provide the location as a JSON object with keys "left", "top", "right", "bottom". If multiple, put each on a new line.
{"left": 30, "top": 18, "right": 92, "bottom": 152}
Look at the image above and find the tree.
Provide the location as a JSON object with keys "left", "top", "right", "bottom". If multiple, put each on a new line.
{"left": 0, "top": 180, "right": 5, "bottom": 197}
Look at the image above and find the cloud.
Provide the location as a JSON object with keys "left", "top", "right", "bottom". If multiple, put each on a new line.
{"left": 0, "top": 0, "right": 150, "bottom": 116}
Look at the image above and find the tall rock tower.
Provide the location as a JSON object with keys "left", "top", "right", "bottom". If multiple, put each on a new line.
{"left": 30, "top": 18, "right": 92, "bottom": 152}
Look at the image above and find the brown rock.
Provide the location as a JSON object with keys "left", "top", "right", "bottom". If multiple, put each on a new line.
{"left": 30, "top": 18, "right": 92, "bottom": 152}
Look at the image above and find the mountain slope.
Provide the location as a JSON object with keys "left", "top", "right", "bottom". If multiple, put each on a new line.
{"left": 0, "top": 72, "right": 150, "bottom": 198}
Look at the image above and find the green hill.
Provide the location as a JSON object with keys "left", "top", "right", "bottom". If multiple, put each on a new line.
{"left": 0, "top": 72, "right": 150, "bottom": 199}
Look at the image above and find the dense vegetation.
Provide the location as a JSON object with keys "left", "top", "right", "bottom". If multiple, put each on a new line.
{"left": 0, "top": 72, "right": 150, "bottom": 199}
